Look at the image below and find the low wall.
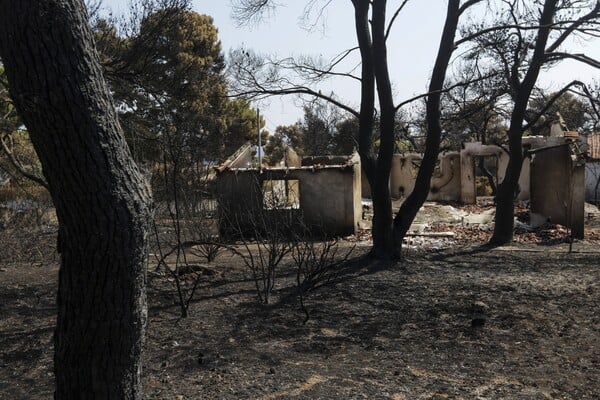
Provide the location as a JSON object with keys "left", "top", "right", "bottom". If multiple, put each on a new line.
{"left": 216, "top": 163, "right": 361, "bottom": 238}
{"left": 530, "top": 139, "right": 585, "bottom": 238}
{"left": 362, "top": 152, "right": 463, "bottom": 202}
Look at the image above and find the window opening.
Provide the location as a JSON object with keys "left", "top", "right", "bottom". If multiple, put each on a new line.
{"left": 262, "top": 179, "right": 300, "bottom": 209}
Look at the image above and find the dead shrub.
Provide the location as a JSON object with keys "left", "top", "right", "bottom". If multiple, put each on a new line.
{"left": 291, "top": 234, "right": 355, "bottom": 323}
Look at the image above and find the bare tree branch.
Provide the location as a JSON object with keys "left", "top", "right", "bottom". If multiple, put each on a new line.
{"left": 394, "top": 72, "right": 500, "bottom": 111}
{"left": 545, "top": 52, "right": 600, "bottom": 68}
{"left": 522, "top": 79, "right": 587, "bottom": 132}
{"left": 385, "top": 0, "right": 410, "bottom": 41}
{"left": 546, "top": 0, "right": 600, "bottom": 52}
{"left": 0, "top": 134, "right": 48, "bottom": 189}
{"left": 232, "top": 86, "right": 359, "bottom": 117}
{"left": 231, "top": 0, "right": 276, "bottom": 26}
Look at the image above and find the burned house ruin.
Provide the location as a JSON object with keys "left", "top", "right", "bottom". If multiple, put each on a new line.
{"left": 216, "top": 118, "right": 586, "bottom": 239}
{"left": 215, "top": 143, "right": 362, "bottom": 238}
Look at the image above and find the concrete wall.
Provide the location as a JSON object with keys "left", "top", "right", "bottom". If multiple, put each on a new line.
{"left": 458, "top": 140, "right": 548, "bottom": 203}
{"left": 362, "top": 144, "right": 529, "bottom": 204}
{"left": 361, "top": 152, "right": 463, "bottom": 202}
{"left": 361, "top": 138, "right": 579, "bottom": 207}
{"left": 430, "top": 152, "right": 462, "bottom": 202}
{"left": 217, "top": 137, "right": 587, "bottom": 238}
{"left": 284, "top": 147, "right": 301, "bottom": 167}
{"left": 216, "top": 162, "right": 361, "bottom": 238}
{"left": 389, "top": 154, "right": 421, "bottom": 199}
{"left": 295, "top": 165, "right": 361, "bottom": 235}
{"left": 530, "top": 139, "right": 585, "bottom": 238}
{"left": 460, "top": 143, "right": 508, "bottom": 203}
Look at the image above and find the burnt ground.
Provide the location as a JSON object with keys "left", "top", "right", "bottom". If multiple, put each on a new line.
{"left": 1, "top": 204, "right": 600, "bottom": 399}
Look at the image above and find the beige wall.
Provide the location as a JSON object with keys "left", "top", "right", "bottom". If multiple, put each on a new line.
{"left": 218, "top": 138, "right": 585, "bottom": 238}
{"left": 362, "top": 137, "right": 576, "bottom": 206}
{"left": 390, "top": 154, "right": 421, "bottom": 199}
{"left": 362, "top": 152, "right": 463, "bottom": 202}
{"left": 216, "top": 164, "right": 361, "bottom": 238}
{"left": 430, "top": 153, "right": 462, "bottom": 202}
{"left": 530, "top": 140, "right": 585, "bottom": 238}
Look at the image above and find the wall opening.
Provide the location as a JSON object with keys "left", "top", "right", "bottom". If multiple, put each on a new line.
{"left": 474, "top": 156, "right": 498, "bottom": 198}
{"left": 262, "top": 179, "right": 300, "bottom": 210}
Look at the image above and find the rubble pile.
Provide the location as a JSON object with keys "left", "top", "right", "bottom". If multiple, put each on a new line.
{"left": 354, "top": 201, "right": 600, "bottom": 250}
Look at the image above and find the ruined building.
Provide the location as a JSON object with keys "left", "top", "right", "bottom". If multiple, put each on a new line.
{"left": 217, "top": 118, "right": 586, "bottom": 238}
{"left": 215, "top": 143, "right": 362, "bottom": 237}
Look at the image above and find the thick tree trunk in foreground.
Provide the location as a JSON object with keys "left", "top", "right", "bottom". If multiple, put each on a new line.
{"left": 0, "top": 1, "right": 153, "bottom": 398}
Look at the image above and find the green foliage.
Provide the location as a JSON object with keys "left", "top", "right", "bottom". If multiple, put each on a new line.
{"left": 528, "top": 91, "right": 591, "bottom": 135}
{"left": 441, "top": 99, "right": 508, "bottom": 149}
{"left": 301, "top": 103, "right": 334, "bottom": 156}
{"left": 263, "top": 99, "right": 360, "bottom": 164}
{"left": 219, "top": 98, "right": 264, "bottom": 159}
{"left": 0, "top": 65, "right": 19, "bottom": 135}
{"left": 263, "top": 105, "right": 358, "bottom": 165}
{"left": 333, "top": 117, "right": 358, "bottom": 155}
{"left": 93, "top": 9, "right": 258, "bottom": 163}
{"left": 263, "top": 123, "right": 303, "bottom": 165}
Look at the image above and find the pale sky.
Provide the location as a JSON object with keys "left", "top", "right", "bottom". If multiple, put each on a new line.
{"left": 193, "top": 1, "right": 448, "bottom": 132}
{"left": 102, "top": 0, "right": 600, "bottom": 132}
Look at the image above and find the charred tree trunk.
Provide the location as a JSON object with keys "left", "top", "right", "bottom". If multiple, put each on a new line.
{"left": 370, "top": 0, "right": 397, "bottom": 259}
{"left": 353, "top": 0, "right": 468, "bottom": 259}
{"left": 490, "top": 0, "right": 558, "bottom": 245}
{"left": 0, "top": 1, "right": 153, "bottom": 398}
{"left": 489, "top": 132, "right": 523, "bottom": 245}
{"left": 352, "top": 0, "right": 375, "bottom": 183}
{"left": 352, "top": 0, "right": 395, "bottom": 258}
{"left": 393, "top": 0, "right": 462, "bottom": 252}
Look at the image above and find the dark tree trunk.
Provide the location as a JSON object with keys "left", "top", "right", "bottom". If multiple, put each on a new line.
{"left": 0, "top": 1, "right": 153, "bottom": 399}
{"left": 490, "top": 0, "right": 558, "bottom": 245}
{"left": 352, "top": 0, "right": 395, "bottom": 258}
{"left": 393, "top": 0, "right": 462, "bottom": 252}
{"left": 352, "top": 0, "right": 467, "bottom": 259}
{"left": 370, "top": 0, "right": 397, "bottom": 259}
{"left": 489, "top": 128, "right": 524, "bottom": 245}
{"left": 352, "top": 0, "right": 375, "bottom": 184}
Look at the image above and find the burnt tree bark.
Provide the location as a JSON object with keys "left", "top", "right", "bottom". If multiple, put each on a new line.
{"left": 489, "top": 0, "right": 558, "bottom": 245}
{"left": 0, "top": 1, "right": 153, "bottom": 399}
{"left": 231, "top": 0, "right": 482, "bottom": 259}
{"left": 352, "top": 0, "right": 396, "bottom": 259}
{"left": 351, "top": 1, "right": 382, "bottom": 256}
{"left": 393, "top": 0, "right": 466, "bottom": 253}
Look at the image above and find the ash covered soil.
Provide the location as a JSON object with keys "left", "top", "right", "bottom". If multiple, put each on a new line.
{"left": 1, "top": 206, "right": 600, "bottom": 399}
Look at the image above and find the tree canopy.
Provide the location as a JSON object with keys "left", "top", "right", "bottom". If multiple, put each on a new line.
{"left": 94, "top": 7, "right": 259, "bottom": 163}
{"left": 262, "top": 99, "right": 360, "bottom": 166}
{"left": 528, "top": 91, "right": 592, "bottom": 135}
